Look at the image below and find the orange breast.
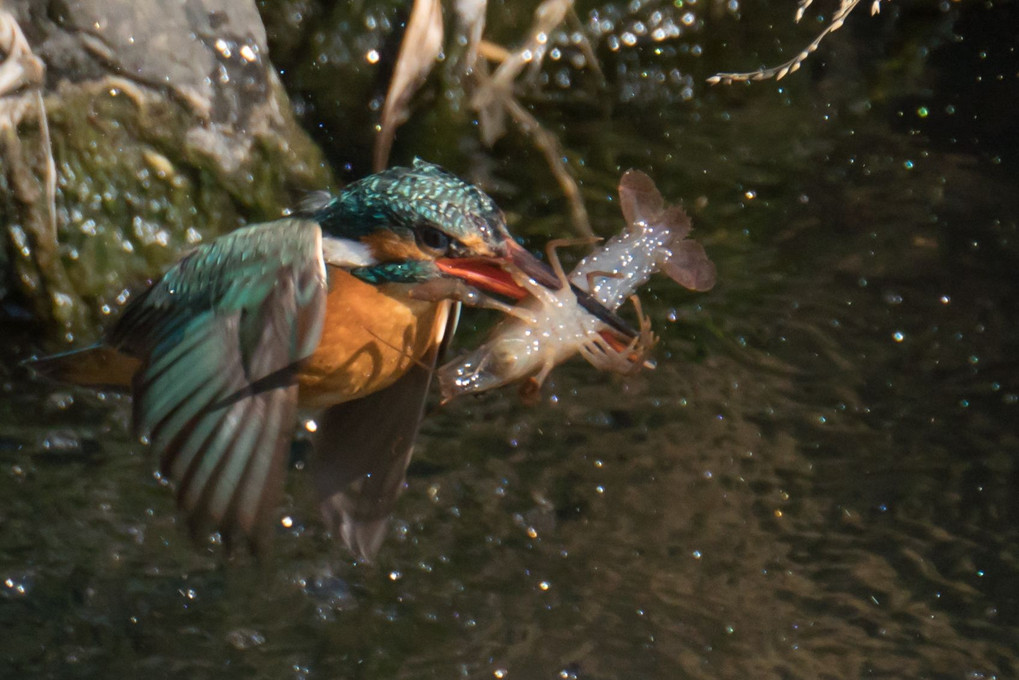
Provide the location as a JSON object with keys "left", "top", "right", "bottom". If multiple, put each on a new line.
{"left": 296, "top": 269, "right": 444, "bottom": 408}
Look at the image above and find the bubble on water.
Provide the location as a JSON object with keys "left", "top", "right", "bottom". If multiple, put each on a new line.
{"left": 46, "top": 392, "right": 75, "bottom": 410}
{"left": 42, "top": 430, "right": 82, "bottom": 453}
{"left": 226, "top": 628, "right": 266, "bottom": 650}
{"left": 300, "top": 574, "right": 357, "bottom": 619}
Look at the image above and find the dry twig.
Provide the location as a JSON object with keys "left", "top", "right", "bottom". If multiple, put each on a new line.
{"left": 1, "top": 8, "right": 57, "bottom": 243}
{"left": 372, "top": 0, "right": 444, "bottom": 171}
{"left": 372, "top": 0, "right": 603, "bottom": 235}
{"left": 708, "top": 0, "right": 883, "bottom": 85}
{"left": 467, "top": 0, "right": 600, "bottom": 236}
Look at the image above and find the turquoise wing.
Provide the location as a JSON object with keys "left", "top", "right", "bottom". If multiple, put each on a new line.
{"left": 109, "top": 218, "right": 327, "bottom": 550}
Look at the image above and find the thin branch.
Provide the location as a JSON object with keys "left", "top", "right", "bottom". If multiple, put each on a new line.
{"left": 1, "top": 9, "right": 57, "bottom": 243}
{"left": 469, "top": 0, "right": 598, "bottom": 236}
{"left": 708, "top": 0, "right": 882, "bottom": 85}
{"left": 501, "top": 95, "right": 593, "bottom": 237}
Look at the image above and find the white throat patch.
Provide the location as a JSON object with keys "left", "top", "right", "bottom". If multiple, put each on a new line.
{"left": 321, "top": 236, "right": 375, "bottom": 268}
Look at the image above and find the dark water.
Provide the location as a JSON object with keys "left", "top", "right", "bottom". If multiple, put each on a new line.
{"left": 2, "top": 1, "right": 1018, "bottom": 678}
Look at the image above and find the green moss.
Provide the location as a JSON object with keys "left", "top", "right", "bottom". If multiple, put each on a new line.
{"left": 4, "top": 78, "right": 332, "bottom": 343}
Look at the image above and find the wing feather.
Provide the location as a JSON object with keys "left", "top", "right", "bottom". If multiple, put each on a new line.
{"left": 111, "top": 219, "right": 327, "bottom": 549}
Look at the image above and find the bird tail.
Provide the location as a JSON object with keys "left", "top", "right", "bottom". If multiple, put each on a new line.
{"left": 23, "top": 344, "right": 138, "bottom": 390}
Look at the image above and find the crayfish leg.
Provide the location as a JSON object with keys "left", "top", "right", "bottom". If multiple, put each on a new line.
{"left": 544, "top": 237, "right": 602, "bottom": 287}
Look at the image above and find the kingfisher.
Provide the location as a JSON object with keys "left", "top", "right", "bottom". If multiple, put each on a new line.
{"left": 29, "top": 159, "right": 631, "bottom": 559}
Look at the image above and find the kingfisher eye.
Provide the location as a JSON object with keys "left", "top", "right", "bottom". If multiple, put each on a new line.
{"left": 416, "top": 226, "right": 450, "bottom": 255}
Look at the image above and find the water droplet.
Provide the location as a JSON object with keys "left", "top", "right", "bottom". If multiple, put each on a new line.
{"left": 42, "top": 430, "right": 82, "bottom": 453}
{"left": 3, "top": 575, "right": 31, "bottom": 597}
{"left": 47, "top": 392, "right": 75, "bottom": 410}
{"left": 214, "top": 38, "right": 232, "bottom": 59}
{"left": 239, "top": 44, "right": 257, "bottom": 63}
{"left": 226, "top": 628, "right": 265, "bottom": 650}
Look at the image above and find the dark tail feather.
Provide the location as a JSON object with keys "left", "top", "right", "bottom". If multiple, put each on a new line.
{"left": 23, "top": 344, "right": 138, "bottom": 391}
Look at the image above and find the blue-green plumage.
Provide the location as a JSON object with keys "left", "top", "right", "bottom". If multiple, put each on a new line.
{"left": 350, "top": 260, "right": 439, "bottom": 284}
{"left": 315, "top": 159, "right": 505, "bottom": 246}
{"left": 26, "top": 159, "right": 628, "bottom": 559}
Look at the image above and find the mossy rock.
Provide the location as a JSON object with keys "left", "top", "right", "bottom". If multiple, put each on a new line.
{"left": 1, "top": 0, "right": 333, "bottom": 344}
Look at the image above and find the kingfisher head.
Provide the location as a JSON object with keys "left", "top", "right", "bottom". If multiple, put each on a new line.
{"left": 312, "top": 159, "right": 560, "bottom": 296}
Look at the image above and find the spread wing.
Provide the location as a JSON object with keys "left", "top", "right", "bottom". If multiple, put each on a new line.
{"left": 313, "top": 301, "right": 458, "bottom": 560}
{"left": 109, "top": 218, "right": 327, "bottom": 551}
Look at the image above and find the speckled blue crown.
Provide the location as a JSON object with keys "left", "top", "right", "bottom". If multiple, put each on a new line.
{"left": 317, "top": 159, "right": 505, "bottom": 243}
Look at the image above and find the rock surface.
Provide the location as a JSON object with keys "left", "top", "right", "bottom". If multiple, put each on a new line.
{"left": 1, "top": 0, "right": 332, "bottom": 342}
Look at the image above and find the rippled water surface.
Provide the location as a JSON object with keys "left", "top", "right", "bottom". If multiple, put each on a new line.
{"left": 2, "top": 1, "right": 1017, "bottom": 678}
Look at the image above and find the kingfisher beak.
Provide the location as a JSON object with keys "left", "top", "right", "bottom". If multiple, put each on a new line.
{"left": 434, "top": 257, "right": 531, "bottom": 300}
{"left": 434, "top": 240, "right": 640, "bottom": 340}
{"left": 433, "top": 239, "right": 562, "bottom": 300}
{"left": 503, "top": 240, "right": 564, "bottom": 290}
